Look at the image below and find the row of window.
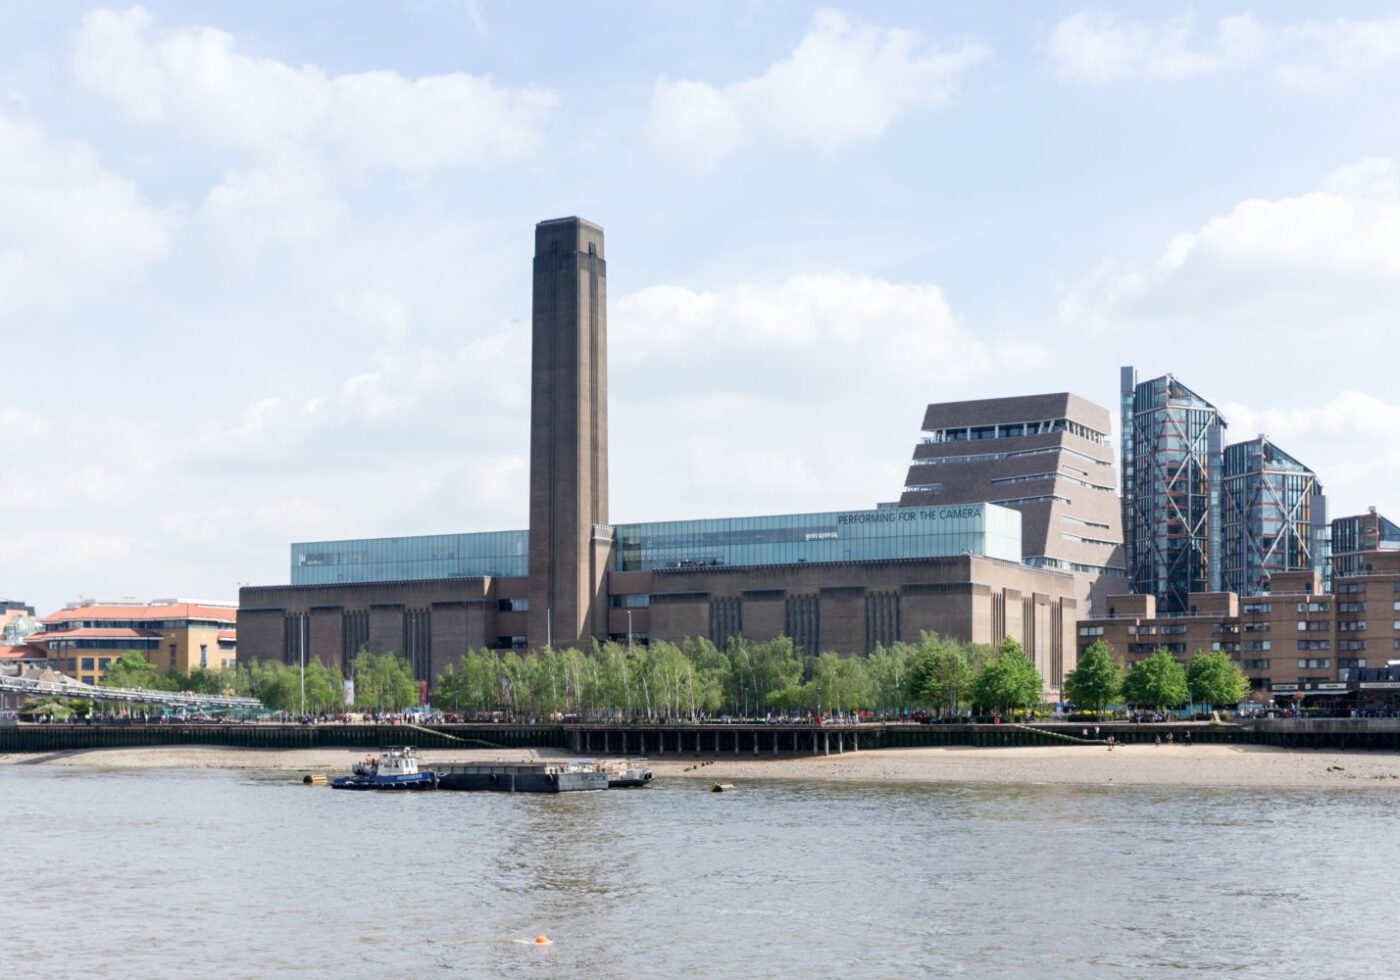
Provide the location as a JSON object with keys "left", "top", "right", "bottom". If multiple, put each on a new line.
{"left": 1336, "top": 583, "right": 1400, "bottom": 594}
{"left": 924, "top": 418, "right": 1109, "bottom": 445}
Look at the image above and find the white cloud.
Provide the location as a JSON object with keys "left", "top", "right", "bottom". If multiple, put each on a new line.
{"left": 1049, "top": 10, "right": 1400, "bottom": 84}
{"left": 0, "top": 107, "right": 172, "bottom": 313}
{"left": 1060, "top": 158, "right": 1400, "bottom": 340}
{"left": 73, "top": 6, "right": 557, "bottom": 171}
{"left": 71, "top": 6, "right": 557, "bottom": 248}
{"left": 609, "top": 272, "right": 1043, "bottom": 518}
{"left": 646, "top": 9, "right": 986, "bottom": 167}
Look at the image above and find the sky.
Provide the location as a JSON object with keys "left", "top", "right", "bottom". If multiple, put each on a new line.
{"left": 3, "top": 1, "right": 1400, "bottom": 616}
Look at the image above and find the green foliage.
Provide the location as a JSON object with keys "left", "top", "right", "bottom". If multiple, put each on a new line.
{"left": 909, "top": 632, "right": 975, "bottom": 715}
{"left": 352, "top": 651, "right": 418, "bottom": 712}
{"left": 1122, "top": 649, "right": 1190, "bottom": 711}
{"left": 101, "top": 651, "right": 178, "bottom": 692}
{"left": 1063, "top": 639, "right": 1122, "bottom": 717}
{"left": 970, "top": 638, "right": 1044, "bottom": 714}
{"left": 1186, "top": 650, "right": 1250, "bottom": 708}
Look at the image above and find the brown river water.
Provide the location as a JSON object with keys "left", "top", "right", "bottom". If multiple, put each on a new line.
{"left": 2, "top": 765, "right": 1391, "bottom": 978}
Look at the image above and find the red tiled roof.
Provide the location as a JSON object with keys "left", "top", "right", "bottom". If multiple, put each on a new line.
{"left": 0, "top": 644, "right": 44, "bottom": 659}
{"left": 41, "top": 603, "right": 237, "bottom": 626}
{"left": 217, "top": 630, "right": 236, "bottom": 640}
{"left": 28, "top": 628, "right": 164, "bottom": 642}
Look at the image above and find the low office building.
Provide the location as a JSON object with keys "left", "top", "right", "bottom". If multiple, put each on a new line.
{"left": 1076, "top": 553, "right": 1400, "bottom": 703}
{"left": 240, "top": 217, "right": 1081, "bottom": 697}
{"left": 27, "top": 599, "right": 237, "bottom": 684}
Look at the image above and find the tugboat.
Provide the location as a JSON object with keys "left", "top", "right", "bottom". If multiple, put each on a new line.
{"left": 331, "top": 747, "right": 437, "bottom": 791}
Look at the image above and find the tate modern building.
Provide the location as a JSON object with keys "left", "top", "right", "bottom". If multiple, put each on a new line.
{"left": 239, "top": 218, "right": 1090, "bottom": 696}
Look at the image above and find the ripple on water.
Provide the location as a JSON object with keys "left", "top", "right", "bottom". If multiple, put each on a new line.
{"left": 2, "top": 769, "right": 1396, "bottom": 978}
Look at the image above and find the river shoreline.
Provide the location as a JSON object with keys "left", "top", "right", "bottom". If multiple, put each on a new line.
{"left": 4, "top": 743, "right": 1400, "bottom": 789}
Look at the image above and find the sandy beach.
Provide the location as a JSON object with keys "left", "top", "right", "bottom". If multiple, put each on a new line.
{"left": 4, "top": 742, "right": 1400, "bottom": 789}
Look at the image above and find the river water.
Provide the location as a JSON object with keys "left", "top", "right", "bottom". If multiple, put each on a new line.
{"left": 3, "top": 765, "right": 1393, "bottom": 978}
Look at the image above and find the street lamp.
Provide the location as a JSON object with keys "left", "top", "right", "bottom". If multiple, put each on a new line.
{"left": 627, "top": 609, "right": 633, "bottom": 653}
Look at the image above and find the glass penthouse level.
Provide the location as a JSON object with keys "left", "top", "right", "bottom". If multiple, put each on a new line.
{"left": 289, "top": 504, "right": 1023, "bottom": 585}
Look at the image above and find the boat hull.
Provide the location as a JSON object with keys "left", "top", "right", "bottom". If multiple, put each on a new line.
{"left": 331, "top": 772, "right": 438, "bottom": 791}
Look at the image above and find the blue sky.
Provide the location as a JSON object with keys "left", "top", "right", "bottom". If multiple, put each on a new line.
{"left": 2, "top": 1, "right": 1400, "bottom": 614}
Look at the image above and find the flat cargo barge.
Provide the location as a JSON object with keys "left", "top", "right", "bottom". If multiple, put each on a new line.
{"left": 435, "top": 761, "right": 608, "bottom": 793}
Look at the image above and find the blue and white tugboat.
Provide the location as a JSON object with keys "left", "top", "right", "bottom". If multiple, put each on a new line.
{"left": 331, "top": 747, "right": 437, "bottom": 791}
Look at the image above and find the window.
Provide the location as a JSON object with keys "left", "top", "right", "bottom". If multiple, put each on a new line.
{"left": 609, "top": 594, "right": 651, "bottom": 609}
{"left": 1078, "top": 625, "right": 1105, "bottom": 636}
{"left": 200, "top": 645, "right": 207, "bottom": 667}
{"left": 1338, "top": 621, "right": 1367, "bottom": 632}
{"left": 1160, "top": 625, "right": 1188, "bottom": 635}
{"left": 1241, "top": 659, "right": 1270, "bottom": 670}
{"left": 1296, "top": 658, "right": 1331, "bottom": 669}
{"left": 1242, "top": 603, "right": 1272, "bottom": 614}
{"left": 1338, "top": 640, "right": 1367, "bottom": 652}
{"left": 1297, "top": 640, "right": 1331, "bottom": 651}
{"left": 1242, "top": 641, "right": 1271, "bottom": 651}
{"left": 81, "top": 657, "right": 95, "bottom": 671}
{"left": 1243, "top": 623, "right": 1270, "bottom": 633}
{"left": 1297, "top": 602, "right": 1330, "bottom": 613}
{"left": 1297, "top": 621, "right": 1329, "bottom": 632}
{"left": 1340, "top": 602, "right": 1367, "bottom": 613}
{"left": 1393, "top": 600, "right": 1400, "bottom": 611}
{"left": 497, "top": 598, "right": 530, "bottom": 612}
{"left": 1338, "top": 658, "right": 1367, "bottom": 669}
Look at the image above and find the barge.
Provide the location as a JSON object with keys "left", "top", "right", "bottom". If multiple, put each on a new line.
{"left": 435, "top": 760, "right": 609, "bottom": 793}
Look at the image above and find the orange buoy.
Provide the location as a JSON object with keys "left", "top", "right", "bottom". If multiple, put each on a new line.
{"left": 533, "top": 935, "right": 552, "bottom": 945}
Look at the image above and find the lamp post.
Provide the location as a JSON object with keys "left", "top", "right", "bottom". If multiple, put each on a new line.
{"left": 299, "top": 614, "right": 307, "bottom": 718}
{"left": 627, "top": 609, "right": 633, "bottom": 653}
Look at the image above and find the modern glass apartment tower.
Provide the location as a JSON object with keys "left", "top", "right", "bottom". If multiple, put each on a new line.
{"left": 1221, "top": 436, "right": 1326, "bottom": 598}
{"left": 1120, "top": 368, "right": 1226, "bottom": 613}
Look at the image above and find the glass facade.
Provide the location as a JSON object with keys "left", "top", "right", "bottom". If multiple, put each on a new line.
{"left": 291, "top": 530, "right": 529, "bottom": 585}
{"left": 289, "top": 505, "right": 1023, "bottom": 584}
{"left": 1122, "top": 371, "right": 1225, "bottom": 613}
{"left": 1221, "top": 437, "right": 1326, "bottom": 598}
{"left": 614, "top": 504, "right": 1021, "bottom": 572}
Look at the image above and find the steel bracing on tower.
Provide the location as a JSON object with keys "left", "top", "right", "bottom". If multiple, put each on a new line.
{"left": 1221, "top": 438, "right": 1324, "bottom": 598}
{"left": 1122, "top": 372, "right": 1225, "bottom": 613}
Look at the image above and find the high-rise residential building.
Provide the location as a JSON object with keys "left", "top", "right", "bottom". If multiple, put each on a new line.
{"left": 898, "top": 392, "right": 1127, "bottom": 613}
{"left": 1221, "top": 436, "right": 1327, "bottom": 598}
{"left": 1331, "top": 508, "right": 1400, "bottom": 578}
{"left": 1120, "top": 368, "right": 1227, "bottom": 613}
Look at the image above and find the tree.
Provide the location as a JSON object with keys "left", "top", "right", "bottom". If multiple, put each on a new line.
{"left": 909, "top": 632, "right": 973, "bottom": 716}
{"left": 1063, "top": 640, "right": 1122, "bottom": 718}
{"left": 1122, "top": 649, "right": 1189, "bottom": 712}
{"left": 352, "top": 651, "right": 418, "bottom": 712}
{"left": 866, "top": 642, "right": 914, "bottom": 715}
{"left": 1187, "top": 650, "right": 1250, "bottom": 709}
{"left": 101, "top": 651, "right": 176, "bottom": 691}
{"left": 971, "top": 638, "right": 1043, "bottom": 715}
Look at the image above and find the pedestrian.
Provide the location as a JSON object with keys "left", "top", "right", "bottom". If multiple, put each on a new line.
{"left": 1154, "top": 735, "right": 1161, "bottom": 746}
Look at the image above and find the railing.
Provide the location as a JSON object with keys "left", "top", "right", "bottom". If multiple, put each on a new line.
{"left": 0, "top": 675, "right": 262, "bottom": 709}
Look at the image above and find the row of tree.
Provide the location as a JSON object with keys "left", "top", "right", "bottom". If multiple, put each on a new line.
{"left": 1065, "top": 642, "right": 1251, "bottom": 716}
{"left": 431, "top": 634, "right": 1048, "bottom": 719}
{"left": 88, "top": 635, "right": 1250, "bottom": 718}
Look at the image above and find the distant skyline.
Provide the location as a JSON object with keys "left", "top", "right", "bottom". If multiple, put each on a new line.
{"left": 2, "top": 1, "right": 1400, "bottom": 615}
